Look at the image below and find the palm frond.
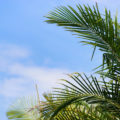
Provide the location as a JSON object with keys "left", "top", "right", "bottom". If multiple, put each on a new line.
{"left": 45, "top": 4, "right": 120, "bottom": 76}
{"left": 41, "top": 92, "right": 118, "bottom": 120}
{"left": 6, "top": 97, "right": 40, "bottom": 120}
{"left": 42, "top": 73, "right": 120, "bottom": 119}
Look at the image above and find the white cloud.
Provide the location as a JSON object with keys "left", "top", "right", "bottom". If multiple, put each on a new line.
{"left": 0, "top": 78, "right": 33, "bottom": 97}
{"left": 9, "top": 63, "right": 69, "bottom": 82}
{"left": 0, "top": 43, "right": 30, "bottom": 59}
{"left": 0, "top": 43, "right": 70, "bottom": 98}
{"left": 0, "top": 63, "right": 69, "bottom": 97}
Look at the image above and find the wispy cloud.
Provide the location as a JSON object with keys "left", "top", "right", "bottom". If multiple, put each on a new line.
{"left": 0, "top": 43, "right": 70, "bottom": 98}
{"left": 0, "top": 78, "right": 32, "bottom": 97}
{"left": 0, "top": 64, "right": 69, "bottom": 97}
{"left": 0, "top": 43, "right": 29, "bottom": 59}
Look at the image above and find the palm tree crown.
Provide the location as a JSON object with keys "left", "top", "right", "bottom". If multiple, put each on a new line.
{"left": 7, "top": 4, "right": 120, "bottom": 120}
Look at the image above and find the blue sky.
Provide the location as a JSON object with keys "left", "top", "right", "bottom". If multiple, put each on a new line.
{"left": 0, "top": 0, "right": 120, "bottom": 119}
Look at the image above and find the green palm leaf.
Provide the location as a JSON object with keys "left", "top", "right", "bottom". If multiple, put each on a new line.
{"left": 43, "top": 73, "right": 120, "bottom": 119}
{"left": 41, "top": 93, "right": 116, "bottom": 120}
{"left": 45, "top": 4, "right": 120, "bottom": 76}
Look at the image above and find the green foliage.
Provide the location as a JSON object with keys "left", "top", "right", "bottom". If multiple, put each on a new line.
{"left": 40, "top": 73, "right": 120, "bottom": 119}
{"left": 41, "top": 94, "right": 115, "bottom": 120}
{"left": 45, "top": 4, "right": 120, "bottom": 77}
{"left": 6, "top": 97, "right": 40, "bottom": 120}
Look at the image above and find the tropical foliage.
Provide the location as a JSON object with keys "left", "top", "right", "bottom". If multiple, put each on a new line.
{"left": 7, "top": 4, "right": 120, "bottom": 120}
{"left": 6, "top": 97, "right": 40, "bottom": 120}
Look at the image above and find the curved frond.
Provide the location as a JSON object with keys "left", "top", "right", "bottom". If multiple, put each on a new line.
{"left": 41, "top": 73, "right": 120, "bottom": 119}
{"left": 45, "top": 4, "right": 120, "bottom": 76}
{"left": 41, "top": 100, "right": 115, "bottom": 120}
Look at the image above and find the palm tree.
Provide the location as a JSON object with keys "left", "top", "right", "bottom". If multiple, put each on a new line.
{"left": 7, "top": 4, "right": 120, "bottom": 120}
{"left": 42, "top": 4, "right": 120, "bottom": 119}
